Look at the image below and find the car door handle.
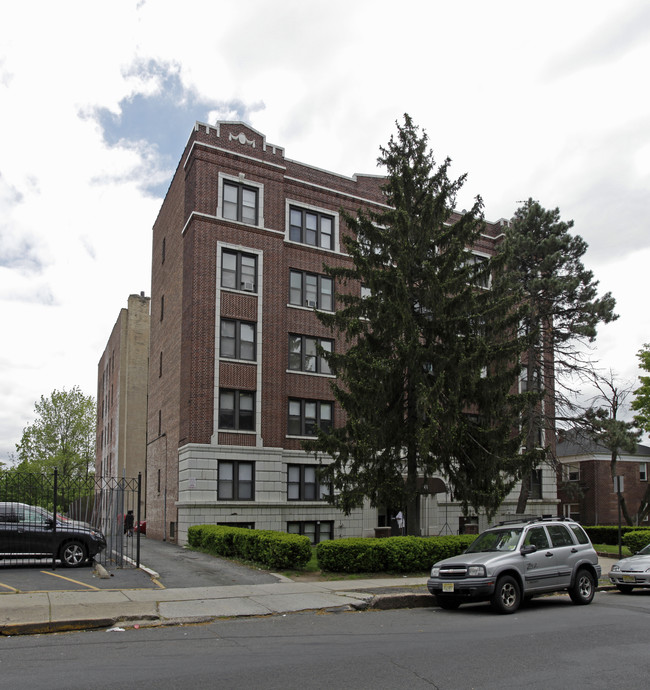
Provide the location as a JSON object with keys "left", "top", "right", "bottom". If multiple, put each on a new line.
{"left": 545, "top": 552, "right": 553, "bottom": 557}
{"left": 571, "top": 548, "right": 578, "bottom": 553}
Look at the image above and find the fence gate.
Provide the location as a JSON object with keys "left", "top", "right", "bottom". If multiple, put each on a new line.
{"left": 0, "top": 470, "right": 142, "bottom": 569}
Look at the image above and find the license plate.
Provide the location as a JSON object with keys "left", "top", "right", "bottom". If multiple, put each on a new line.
{"left": 623, "top": 575, "right": 635, "bottom": 583}
{"left": 442, "top": 582, "right": 455, "bottom": 593}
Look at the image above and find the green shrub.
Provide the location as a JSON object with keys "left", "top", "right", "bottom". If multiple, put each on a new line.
{"left": 584, "top": 525, "right": 650, "bottom": 546}
{"left": 187, "top": 525, "right": 311, "bottom": 569}
{"left": 316, "top": 534, "right": 475, "bottom": 574}
{"left": 623, "top": 530, "right": 650, "bottom": 554}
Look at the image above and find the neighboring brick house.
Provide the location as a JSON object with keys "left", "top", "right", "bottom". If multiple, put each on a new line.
{"left": 96, "top": 292, "right": 150, "bottom": 484}
{"left": 144, "top": 120, "right": 558, "bottom": 544}
{"left": 557, "top": 430, "right": 650, "bottom": 525}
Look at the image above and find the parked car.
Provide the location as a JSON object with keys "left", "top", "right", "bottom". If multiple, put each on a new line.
{"left": 0, "top": 502, "right": 106, "bottom": 568}
{"left": 427, "top": 516, "right": 601, "bottom": 614}
{"left": 608, "top": 543, "right": 650, "bottom": 593}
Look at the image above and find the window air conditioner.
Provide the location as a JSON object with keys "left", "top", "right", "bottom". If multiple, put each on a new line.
{"left": 242, "top": 282, "right": 255, "bottom": 291}
{"left": 306, "top": 300, "right": 317, "bottom": 308}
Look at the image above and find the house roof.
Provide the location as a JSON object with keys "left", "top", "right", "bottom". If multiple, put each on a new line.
{"left": 557, "top": 428, "right": 650, "bottom": 459}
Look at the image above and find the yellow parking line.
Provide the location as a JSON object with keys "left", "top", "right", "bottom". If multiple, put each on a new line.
{"left": 0, "top": 582, "right": 20, "bottom": 592}
{"left": 40, "top": 571, "right": 100, "bottom": 590}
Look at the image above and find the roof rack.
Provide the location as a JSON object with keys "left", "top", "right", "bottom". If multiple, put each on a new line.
{"left": 496, "top": 515, "right": 573, "bottom": 527}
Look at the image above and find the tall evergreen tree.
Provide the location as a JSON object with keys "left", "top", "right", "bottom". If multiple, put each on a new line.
{"left": 499, "top": 199, "right": 618, "bottom": 513}
{"left": 305, "top": 115, "right": 534, "bottom": 535}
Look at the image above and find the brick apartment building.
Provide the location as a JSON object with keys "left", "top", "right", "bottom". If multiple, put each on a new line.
{"left": 144, "top": 120, "right": 558, "bottom": 544}
{"left": 558, "top": 431, "right": 650, "bottom": 525}
{"left": 96, "top": 292, "right": 150, "bottom": 485}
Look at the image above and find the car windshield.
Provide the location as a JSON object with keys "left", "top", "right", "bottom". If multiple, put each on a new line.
{"left": 637, "top": 543, "right": 650, "bottom": 555}
{"left": 466, "top": 528, "right": 523, "bottom": 553}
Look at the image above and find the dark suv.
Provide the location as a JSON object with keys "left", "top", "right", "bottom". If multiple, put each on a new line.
{"left": 427, "top": 516, "right": 601, "bottom": 614}
{"left": 0, "top": 502, "right": 106, "bottom": 567}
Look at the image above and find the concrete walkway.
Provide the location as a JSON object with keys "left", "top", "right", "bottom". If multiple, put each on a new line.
{"left": 0, "top": 556, "right": 618, "bottom": 636}
{"left": 0, "top": 575, "right": 431, "bottom": 635}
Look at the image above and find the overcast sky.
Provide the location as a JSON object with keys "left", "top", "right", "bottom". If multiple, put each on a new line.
{"left": 1, "top": 0, "right": 649, "bottom": 462}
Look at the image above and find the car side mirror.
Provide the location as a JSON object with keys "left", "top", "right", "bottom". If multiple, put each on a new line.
{"left": 44, "top": 518, "right": 55, "bottom": 528}
{"left": 520, "top": 544, "right": 537, "bottom": 555}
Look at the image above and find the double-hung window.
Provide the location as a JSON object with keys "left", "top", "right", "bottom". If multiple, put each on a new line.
{"left": 287, "top": 464, "right": 330, "bottom": 501}
{"left": 288, "top": 335, "right": 332, "bottom": 374}
{"left": 529, "top": 468, "right": 543, "bottom": 499}
{"left": 465, "top": 253, "right": 491, "bottom": 289}
{"left": 219, "top": 390, "right": 255, "bottom": 431}
{"left": 222, "top": 181, "right": 258, "bottom": 225}
{"left": 289, "top": 270, "right": 333, "bottom": 311}
{"left": 289, "top": 207, "right": 334, "bottom": 250}
{"left": 564, "top": 463, "right": 580, "bottom": 482}
{"left": 288, "top": 399, "right": 333, "bottom": 436}
{"left": 221, "top": 319, "right": 256, "bottom": 361}
{"left": 287, "top": 520, "right": 333, "bottom": 544}
{"left": 221, "top": 249, "right": 257, "bottom": 292}
{"left": 218, "top": 460, "right": 254, "bottom": 500}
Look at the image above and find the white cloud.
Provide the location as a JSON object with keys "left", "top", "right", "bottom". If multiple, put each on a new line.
{"left": 1, "top": 0, "right": 649, "bottom": 459}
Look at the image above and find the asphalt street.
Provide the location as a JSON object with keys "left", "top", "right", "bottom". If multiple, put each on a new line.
{"left": 2, "top": 593, "right": 650, "bottom": 689}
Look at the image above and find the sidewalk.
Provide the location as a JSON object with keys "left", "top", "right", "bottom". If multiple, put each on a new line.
{"left": 0, "top": 557, "right": 618, "bottom": 636}
{"left": 0, "top": 575, "right": 431, "bottom": 635}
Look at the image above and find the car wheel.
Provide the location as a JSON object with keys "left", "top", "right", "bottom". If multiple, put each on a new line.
{"left": 437, "top": 597, "right": 461, "bottom": 610}
{"left": 60, "top": 540, "right": 88, "bottom": 568}
{"left": 569, "top": 568, "right": 595, "bottom": 605}
{"left": 490, "top": 575, "right": 521, "bottom": 614}
{"left": 615, "top": 584, "right": 634, "bottom": 594}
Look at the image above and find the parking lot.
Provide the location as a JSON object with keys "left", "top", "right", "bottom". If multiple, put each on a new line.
{"left": 0, "top": 559, "right": 160, "bottom": 593}
{"left": 0, "top": 537, "right": 281, "bottom": 594}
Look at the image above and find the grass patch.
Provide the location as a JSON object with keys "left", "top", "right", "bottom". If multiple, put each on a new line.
{"left": 592, "top": 543, "right": 631, "bottom": 557}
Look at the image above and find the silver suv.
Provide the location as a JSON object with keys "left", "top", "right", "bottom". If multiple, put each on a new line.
{"left": 427, "top": 517, "right": 601, "bottom": 614}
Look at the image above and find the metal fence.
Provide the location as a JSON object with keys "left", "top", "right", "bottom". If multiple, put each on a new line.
{"left": 0, "top": 469, "right": 142, "bottom": 569}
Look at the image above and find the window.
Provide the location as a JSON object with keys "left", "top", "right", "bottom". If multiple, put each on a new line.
{"left": 465, "top": 253, "right": 490, "bottom": 289}
{"left": 221, "top": 249, "right": 257, "bottom": 292}
{"left": 287, "top": 520, "right": 333, "bottom": 544}
{"left": 288, "top": 399, "right": 333, "bottom": 436}
{"left": 218, "top": 460, "right": 254, "bottom": 500}
{"left": 564, "top": 463, "right": 580, "bottom": 482}
{"left": 568, "top": 521, "right": 588, "bottom": 542}
{"left": 523, "top": 526, "right": 550, "bottom": 550}
{"left": 160, "top": 294, "right": 164, "bottom": 322}
{"left": 222, "top": 181, "right": 258, "bottom": 225}
{"left": 221, "top": 319, "right": 256, "bottom": 361}
{"left": 287, "top": 465, "right": 330, "bottom": 501}
{"left": 288, "top": 335, "right": 332, "bottom": 374}
{"left": 520, "top": 368, "right": 541, "bottom": 392}
{"left": 529, "top": 468, "right": 542, "bottom": 499}
{"left": 546, "top": 524, "right": 574, "bottom": 548}
{"left": 289, "top": 270, "right": 333, "bottom": 311}
{"left": 159, "top": 351, "right": 163, "bottom": 378}
{"left": 289, "top": 207, "right": 334, "bottom": 250}
{"left": 641, "top": 462, "right": 648, "bottom": 482}
{"left": 219, "top": 390, "right": 255, "bottom": 431}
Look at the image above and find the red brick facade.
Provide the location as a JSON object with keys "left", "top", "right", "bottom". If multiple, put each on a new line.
{"left": 145, "top": 120, "right": 541, "bottom": 543}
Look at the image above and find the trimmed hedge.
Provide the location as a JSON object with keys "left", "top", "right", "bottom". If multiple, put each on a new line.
{"left": 622, "top": 530, "right": 650, "bottom": 554}
{"left": 187, "top": 524, "right": 312, "bottom": 569}
{"left": 583, "top": 525, "right": 650, "bottom": 546}
{"left": 316, "top": 534, "right": 476, "bottom": 574}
